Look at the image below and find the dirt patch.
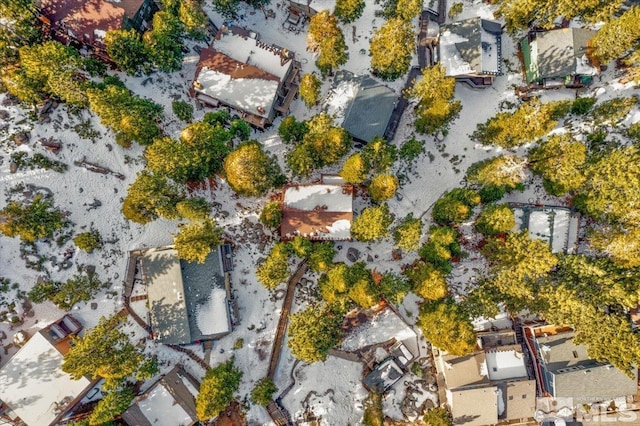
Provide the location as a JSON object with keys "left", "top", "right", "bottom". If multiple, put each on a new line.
{"left": 214, "top": 400, "right": 247, "bottom": 426}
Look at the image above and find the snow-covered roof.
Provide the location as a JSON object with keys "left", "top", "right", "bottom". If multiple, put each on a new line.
{"left": 193, "top": 26, "right": 295, "bottom": 120}
{"left": 214, "top": 27, "right": 292, "bottom": 80}
{"left": 144, "top": 248, "right": 192, "bottom": 345}
{"left": 281, "top": 184, "right": 353, "bottom": 241}
{"left": 512, "top": 206, "right": 579, "bottom": 253}
{"left": 143, "top": 247, "right": 231, "bottom": 345}
{"left": 0, "top": 331, "right": 93, "bottom": 426}
{"left": 122, "top": 365, "right": 200, "bottom": 426}
{"left": 439, "top": 17, "right": 502, "bottom": 77}
{"left": 341, "top": 307, "right": 417, "bottom": 352}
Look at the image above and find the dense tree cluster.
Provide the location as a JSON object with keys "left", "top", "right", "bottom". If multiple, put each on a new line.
{"left": 122, "top": 170, "right": 184, "bottom": 224}
{"left": 406, "top": 65, "right": 462, "bottom": 135}
{"left": 250, "top": 377, "right": 278, "bottom": 406}
{"left": 351, "top": 204, "right": 393, "bottom": 241}
{"left": 173, "top": 219, "right": 222, "bottom": 264}
{"left": 287, "top": 304, "right": 344, "bottom": 363}
{"left": 370, "top": 18, "right": 415, "bottom": 80}
{"left": 418, "top": 298, "right": 476, "bottom": 355}
{"left": 592, "top": 6, "right": 640, "bottom": 63}
{"left": 224, "top": 141, "right": 284, "bottom": 196}
{"left": 319, "top": 262, "right": 380, "bottom": 308}
{"left": 419, "top": 226, "right": 461, "bottom": 274}
{"left": 307, "top": 11, "right": 349, "bottom": 74}
{"left": 63, "top": 316, "right": 152, "bottom": 389}
{"left": 497, "top": 0, "right": 625, "bottom": 34}
{"left": 528, "top": 134, "right": 586, "bottom": 195}
{"left": 256, "top": 238, "right": 337, "bottom": 289}
{"left": 466, "top": 155, "right": 526, "bottom": 190}
{"left": 432, "top": 188, "right": 480, "bottom": 226}
{"left": 472, "top": 98, "right": 569, "bottom": 148}
{"left": 87, "top": 78, "right": 163, "bottom": 146}
{"left": 196, "top": 360, "right": 242, "bottom": 421}
{"left": 29, "top": 271, "right": 108, "bottom": 310}
{"left": 284, "top": 114, "right": 352, "bottom": 177}
{"left": 334, "top": 0, "right": 366, "bottom": 23}
{"left": 475, "top": 203, "right": 515, "bottom": 236}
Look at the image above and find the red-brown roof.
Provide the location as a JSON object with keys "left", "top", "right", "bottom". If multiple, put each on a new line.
{"left": 40, "top": 0, "right": 144, "bottom": 40}
{"left": 195, "top": 47, "right": 281, "bottom": 83}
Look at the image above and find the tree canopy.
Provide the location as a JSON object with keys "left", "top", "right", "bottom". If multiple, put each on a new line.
{"left": 287, "top": 304, "right": 344, "bottom": 363}
{"left": 351, "top": 204, "right": 393, "bottom": 241}
{"left": 393, "top": 213, "right": 423, "bottom": 252}
{"left": 368, "top": 174, "right": 399, "bottom": 203}
{"left": 334, "top": 0, "right": 365, "bottom": 23}
{"left": 528, "top": 134, "right": 586, "bottom": 195}
{"left": 196, "top": 360, "right": 243, "bottom": 421}
{"left": 0, "top": 194, "right": 66, "bottom": 243}
{"left": 122, "top": 170, "right": 183, "bottom": 224}
{"left": 224, "top": 141, "right": 284, "bottom": 196}
{"left": 432, "top": 188, "right": 480, "bottom": 226}
{"left": 299, "top": 73, "right": 322, "bottom": 107}
{"left": 173, "top": 219, "right": 222, "bottom": 264}
{"left": 472, "top": 98, "right": 569, "bottom": 148}
{"left": 62, "top": 316, "right": 145, "bottom": 389}
{"left": 370, "top": 18, "right": 415, "bottom": 80}
{"left": 592, "top": 6, "right": 640, "bottom": 63}
{"left": 286, "top": 114, "right": 352, "bottom": 177}
{"left": 406, "top": 65, "right": 461, "bottom": 135}
{"left": 418, "top": 298, "right": 476, "bottom": 355}
{"left": 475, "top": 203, "right": 515, "bottom": 236}
{"left": 307, "top": 11, "right": 348, "bottom": 74}
{"left": 466, "top": 155, "right": 526, "bottom": 189}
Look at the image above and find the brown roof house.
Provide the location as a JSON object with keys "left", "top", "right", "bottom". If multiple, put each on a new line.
{"left": 36, "top": 0, "right": 158, "bottom": 51}
{"left": 281, "top": 180, "right": 354, "bottom": 241}
{"left": 0, "top": 315, "right": 100, "bottom": 426}
{"left": 122, "top": 365, "right": 200, "bottom": 426}
{"left": 193, "top": 25, "right": 301, "bottom": 128}
{"left": 435, "top": 329, "right": 536, "bottom": 426}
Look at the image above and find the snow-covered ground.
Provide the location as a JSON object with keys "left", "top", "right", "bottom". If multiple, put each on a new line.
{"left": 1, "top": 0, "right": 640, "bottom": 424}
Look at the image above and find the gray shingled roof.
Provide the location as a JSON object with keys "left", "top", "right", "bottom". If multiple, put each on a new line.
{"left": 341, "top": 75, "right": 397, "bottom": 143}
{"left": 363, "top": 358, "right": 404, "bottom": 393}
{"left": 536, "top": 331, "right": 637, "bottom": 401}
{"left": 534, "top": 28, "right": 595, "bottom": 80}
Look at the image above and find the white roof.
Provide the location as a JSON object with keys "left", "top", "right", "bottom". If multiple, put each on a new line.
{"left": 137, "top": 383, "right": 194, "bottom": 426}
{"left": 0, "top": 332, "right": 92, "bottom": 426}
{"left": 195, "top": 287, "right": 231, "bottom": 336}
{"left": 214, "top": 31, "right": 291, "bottom": 80}
{"left": 485, "top": 349, "right": 528, "bottom": 381}
{"left": 195, "top": 69, "right": 279, "bottom": 119}
{"left": 284, "top": 184, "right": 352, "bottom": 212}
{"left": 341, "top": 308, "right": 417, "bottom": 352}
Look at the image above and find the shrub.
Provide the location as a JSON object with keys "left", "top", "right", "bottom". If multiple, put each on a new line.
{"left": 393, "top": 213, "right": 422, "bottom": 251}
{"left": 73, "top": 231, "right": 103, "bottom": 253}
{"left": 250, "top": 377, "right": 278, "bottom": 406}
{"left": 571, "top": 97, "right": 596, "bottom": 115}
{"left": 448, "top": 2, "right": 463, "bottom": 19}
{"left": 172, "top": 100, "right": 194, "bottom": 122}
{"left": 351, "top": 204, "right": 393, "bottom": 241}
{"left": 432, "top": 189, "right": 480, "bottom": 225}
{"left": 0, "top": 194, "right": 66, "bottom": 243}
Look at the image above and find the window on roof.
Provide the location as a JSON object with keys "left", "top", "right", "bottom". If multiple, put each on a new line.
{"left": 572, "top": 350, "right": 578, "bottom": 358}
{"left": 522, "top": 394, "right": 527, "bottom": 399}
